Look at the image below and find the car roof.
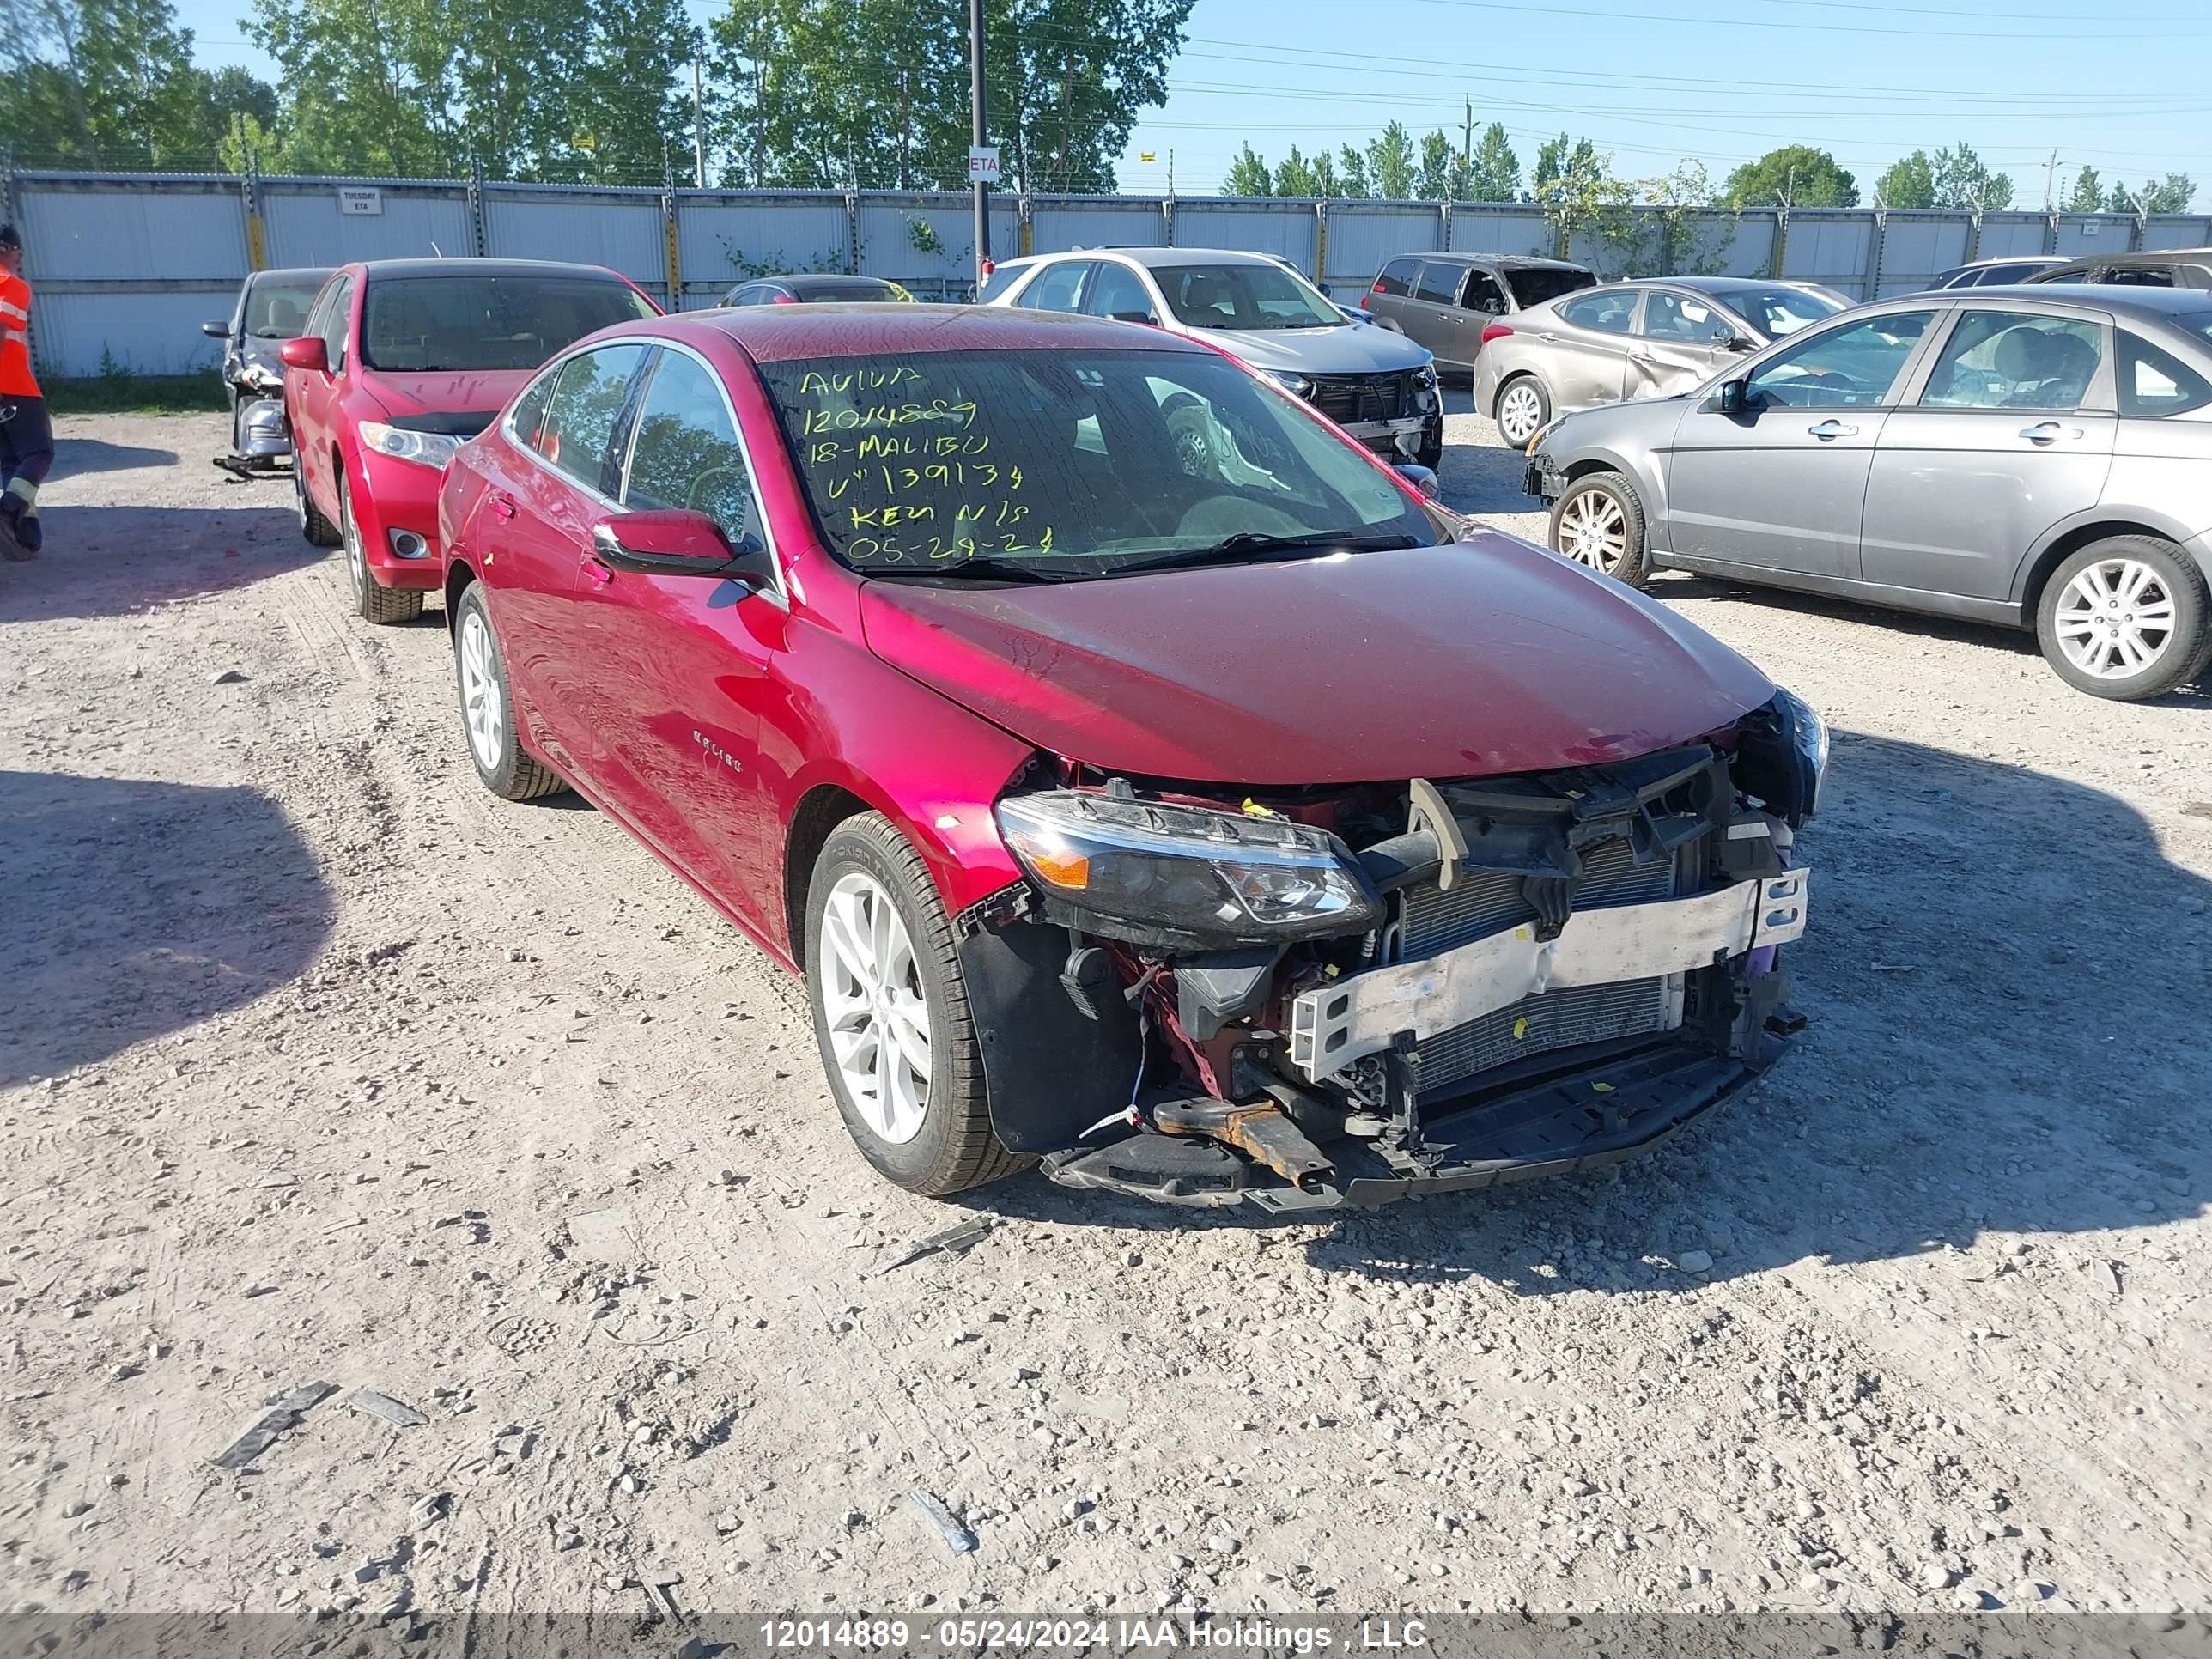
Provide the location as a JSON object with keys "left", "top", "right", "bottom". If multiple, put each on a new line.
{"left": 353, "top": 258, "right": 629, "bottom": 281}
{"left": 251, "top": 266, "right": 333, "bottom": 283}
{"left": 743, "top": 274, "right": 896, "bottom": 289}
{"left": 685, "top": 301, "right": 1213, "bottom": 362}
{"left": 1036, "top": 246, "right": 1292, "bottom": 270}
{"left": 1954, "top": 254, "right": 2063, "bottom": 267}
{"left": 1965, "top": 283, "right": 2212, "bottom": 316}
{"left": 1414, "top": 252, "right": 1590, "bottom": 271}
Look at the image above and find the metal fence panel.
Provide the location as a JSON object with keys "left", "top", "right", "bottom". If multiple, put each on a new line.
{"left": 1322, "top": 205, "right": 1443, "bottom": 293}
{"left": 37, "top": 289, "right": 237, "bottom": 376}
{"left": 264, "top": 181, "right": 473, "bottom": 267}
{"left": 1028, "top": 198, "right": 1169, "bottom": 257}
{"left": 2054, "top": 216, "right": 2131, "bottom": 257}
{"left": 15, "top": 173, "right": 246, "bottom": 282}
{"left": 483, "top": 185, "right": 665, "bottom": 298}
{"left": 854, "top": 193, "right": 1018, "bottom": 297}
{"left": 678, "top": 194, "right": 850, "bottom": 307}
{"left": 1874, "top": 212, "right": 1974, "bottom": 295}
{"left": 1449, "top": 206, "right": 1551, "bottom": 258}
{"left": 1171, "top": 199, "right": 1319, "bottom": 273}
{"left": 1975, "top": 214, "right": 2049, "bottom": 258}
{"left": 2139, "top": 216, "right": 2212, "bottom": 251}
{"left": 1780, "top": 213, "right": 1870, "bottom": 295}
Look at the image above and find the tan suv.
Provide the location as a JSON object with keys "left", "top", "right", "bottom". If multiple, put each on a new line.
{"left": 1359, "top": 253, "right": 1595, "bottom": 374}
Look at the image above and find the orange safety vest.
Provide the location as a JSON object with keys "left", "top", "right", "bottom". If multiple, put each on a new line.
{"left": 0, "top": 273, "right": 41, "bottom": 398}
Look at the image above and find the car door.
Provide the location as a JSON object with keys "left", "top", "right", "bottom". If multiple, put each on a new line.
{"left": 477, "top": 341, "right": 652, "bottom": 781}
{"left": 1544, "top": 289, "right": 1641, "bottom": 410}
{"left": 1364, "top": 257, "right": 1420, "bottom": 331}
{"left": 290, "top": 273, "right": 353, "bottom": 514}
{"left": 1860, "top": 306, "right": 2116, "bottom": 601}
{"left": 565, "top": 344, "right": 787, "bottom": 931}
{"left": 1662, "top": 307, "right": 1941, "bottom": 579}
{"left": 1456, "top": 266, "right": 1510, "bottom": 368}
{"left": 1627, "top": 289, "right": 1740, "bottom": 402}
{"left": 1401, "top": 261, "right": 1469, "bottom": 362}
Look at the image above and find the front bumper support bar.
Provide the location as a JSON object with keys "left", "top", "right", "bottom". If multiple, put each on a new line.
{"left": 1289, "top": 868, "right": 1810, "bottom": 1082}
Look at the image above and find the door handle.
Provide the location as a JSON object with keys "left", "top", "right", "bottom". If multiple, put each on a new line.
{"left": 489, "top": 492, "right": 517, "bottom": 520}
{"left": 1630, "top": 353, "right": 1655, "bottom": 366}
{"left": 2018, "top": 421, "right": 2068, "bottom": 443}
{"left": 1540, "top": 331, "right": 1559, "bottom": 343}
{"left": 583, "top": 557, "right": 614, "bottom": 587}
{"left": 1808, "top": 419, "right": 1858, "bottom": 439}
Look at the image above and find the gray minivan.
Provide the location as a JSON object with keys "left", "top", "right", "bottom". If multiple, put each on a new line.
{"left": 1361, "top": 253, "right": 1595, "bottom": 374}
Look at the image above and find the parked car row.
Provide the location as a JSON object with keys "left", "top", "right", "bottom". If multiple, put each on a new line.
{"left": 249, "top": 251, "right": 1824, "bottom": 1213}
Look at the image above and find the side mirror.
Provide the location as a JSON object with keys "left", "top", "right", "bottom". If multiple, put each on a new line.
{"left": 1724, "top": 332, "right": 1755, "bottom": 351}
{"left": 1109, "top": 309, "right": 1159, "bottom": 326}
{"left": 1716, "top": 378, "right": 1749, "bottom": 416}
{"left": 202, "top": 319, "right": 229, "bottom": 339}
{"left": 1393, "top": 462, "right": 1440, "bottom": 498}
{"left": 591, "top": 511, "right": 775, "bottom": 590}
{"left": 280, "top": 336, "right": 329, "bottom": 373}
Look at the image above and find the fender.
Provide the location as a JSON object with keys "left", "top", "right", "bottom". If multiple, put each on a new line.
{"left": 2010, "top": 501, "right": 2212, "bottom": 605}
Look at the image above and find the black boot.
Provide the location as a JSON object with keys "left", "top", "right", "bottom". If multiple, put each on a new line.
{"left": 0, "top": 495, "right": 27, "bottom": 562}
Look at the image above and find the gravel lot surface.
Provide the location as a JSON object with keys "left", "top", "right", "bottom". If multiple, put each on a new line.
{"left": 3, "top": 406, "right": 2209, "bottom": 1625}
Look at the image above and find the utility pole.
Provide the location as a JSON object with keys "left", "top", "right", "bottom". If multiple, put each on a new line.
{"left": 692, "top": 60, "right": 707, "bottom": 189}
{"left": 1462, "top": 97, "right": 1473, "bottom": 173}
{"left": 969, "top": 0, "right": 992, "bottom": 283}
{"left": 2042, "top": 149, "right": 2057, "bottom": 211}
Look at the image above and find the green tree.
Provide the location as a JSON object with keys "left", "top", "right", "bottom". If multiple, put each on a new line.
{"left": 1464, "top": 122, "right": 1518, "bottom": 203}
{"left": 1334, "top": 143, "right": 1370, "bottom": 198}
{"left": 1415, "top": 127, "right": 1453, "bottom": 201}
{"left": 2107, "top": 173, "right": 2195, "bottom": 215}
{"left": 1930, "top": 142, "right": 2012, "bottom": 210}
{"left": 1723, "top": 144, "right": 1857, "bottom": 209}
{"left": 1532, "top": 132, "right": 1600, "bottom": 198}
{"left": 0, "top": 0, "right": 268, "bottom": 168}
{"left": 2066, "top": 166, "right": 2105, "bottom": 214}
{"left": 1308, "top": 148, "right": 1340, "bottom": 198}
{"left": 558, "top": 0, "right": 701, "bottom": 183}
{"left": 1273, "top": 144, "right": 1322, "bottom": 197}
{"left": 1221, "top": 142, "right": 1273, "bottom": 196}
{"left": 1530, "top": 135, "right": 1628, "bottom": 257}
{"left": 1875, "top": 149, "right": 1936, "bottom": 210}
{"left": 1366, "top": 120, "right": 1415, "bottom": 199}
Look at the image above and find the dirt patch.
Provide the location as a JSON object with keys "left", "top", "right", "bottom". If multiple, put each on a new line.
{"left": 2, "top": 410, "right": 2207, "bottom": 1620}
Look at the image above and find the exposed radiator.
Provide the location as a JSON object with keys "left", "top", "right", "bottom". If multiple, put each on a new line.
{"left": 1395, "top": 836, "right": 1683, "bottom": 1097}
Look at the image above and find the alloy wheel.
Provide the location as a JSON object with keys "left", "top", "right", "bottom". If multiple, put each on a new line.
{"left": 1557, "top": 487, "right": 1629, "bottom": 573}
{"left": 458, "top": 611, "right": 505, "bottom": 771}
{"left": 341, "top": 484, "right": 368, "bottom": 605}
{"left": 2053, "top": 558, "right": 2176, "bottom": 681}
{"left": 1498, "top": 383, "right": 1544, "bottom": 447}
{"left": 818, "top": 871, "right": 933, "bottom": 1146}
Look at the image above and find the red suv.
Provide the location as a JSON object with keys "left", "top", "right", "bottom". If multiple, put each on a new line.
{"left": 437, "top": 305, "right": 1823, "bottom": 1211}
{"left": 282, "top": 258, "right": 659, "bottom": 623}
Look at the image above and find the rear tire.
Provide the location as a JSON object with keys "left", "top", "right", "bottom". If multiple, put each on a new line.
{"left": 2035, "top": 535, "right": 2211, "bottom": 700}
{"left": 1548, "top": 471, "right": 1652, "bottom": 588}
{"left": 451, "top": 582, "right": 567, "bottom": 800}
{"left": 805, "top": 812, "right": 1027, "bottom": 1197}
{"left": 1495, "top": 374, "right": 1551, "bottom": 448}
{"left": 340, "top": 471, "right": 426, "bottom": 626}
{"left": 296, "top": 455, "right": 341, "bottom": 547}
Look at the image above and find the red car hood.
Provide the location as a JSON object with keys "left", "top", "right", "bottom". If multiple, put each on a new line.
{"left": 856, "top": 532, "right": 1776, "bottom": 786}
{"left": 357, "top": 367, "right": 533, "bottom": 417}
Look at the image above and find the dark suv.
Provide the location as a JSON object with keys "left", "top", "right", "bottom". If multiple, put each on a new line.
{"left": 1362, "top": 253, "right": 1596, "bottom": 374}
{"left": 2025, "top": 247, "right": 2212, "bottom": 291}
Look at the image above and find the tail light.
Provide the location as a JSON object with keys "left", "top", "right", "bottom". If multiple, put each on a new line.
{"left": 1358, "top": 294, "right": 1370, "bottom": 310}
{"left": 1480, "top": 322, "right": 1514, "bottom": 345}
{"left": 771, "top": 293, "right": 799, "bottom": 305}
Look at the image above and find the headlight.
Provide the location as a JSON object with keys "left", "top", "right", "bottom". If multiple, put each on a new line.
{"left": 994, "top": 790, "right": 1380, "bottom": 945}
{"left": 360, "top": 422, "right": 461, "bottom": 471}
{"left": 1414, "top": 362, "right": 1440, "bottom": 411}
{"left": 1734, "top": 686, "right": 1828, "bottom": 827}
{"left": 1257, "top": 368, "right": 1314, "bottom": 399}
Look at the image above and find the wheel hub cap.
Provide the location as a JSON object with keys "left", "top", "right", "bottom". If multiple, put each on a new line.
{"left": 1558, "top": 489, "right": 1628, "bottom": 573}
{"left": 458, "top": 611, "right": 504, "bottom": 770}
{"left": 2054, "top": 558, "right": 2174, "bottom": 680}
{"left": 819, "top": 872, "right": 932, "bottom": 1146}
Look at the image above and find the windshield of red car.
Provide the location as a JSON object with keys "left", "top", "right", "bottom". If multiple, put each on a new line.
{"left": 757, "top": 348, "right": 1433, "bottom": 576}
{"left": 362, "top": 275, "right": 659, "bottom": 372}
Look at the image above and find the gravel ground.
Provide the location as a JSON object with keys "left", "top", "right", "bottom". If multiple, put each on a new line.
{"left": 2, "top": 406, "right": 2209, "bottom": 1626}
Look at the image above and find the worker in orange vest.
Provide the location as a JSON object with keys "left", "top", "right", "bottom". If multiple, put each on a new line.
{"left": 0, "top": 222, "right": 52, "bottom": 560}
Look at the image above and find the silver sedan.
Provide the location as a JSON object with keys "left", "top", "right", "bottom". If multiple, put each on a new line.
{"left": 1476, "top": 277, "right": 1845, "bottom": 447}
{"left": 1523, "top": 285, "right": 2212, "bottom": 701}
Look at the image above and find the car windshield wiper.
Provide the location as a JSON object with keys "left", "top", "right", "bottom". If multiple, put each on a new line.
{"left": 859, "top": 556, "right": 1083, "bottom": 584}
{"left": 1118, "top": 529, "right": 1418, "bottom": 575}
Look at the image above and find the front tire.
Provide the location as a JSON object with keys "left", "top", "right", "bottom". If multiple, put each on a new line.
{"left": 340, "top": 471, "right": 425, "bottom": 625}
{"left": 451, "top": 582, "right": 566, "bottom": 800}
{"left": 1548, "top": 471, "right": 1652, "bottom": 588}
{"left": 1495, "top": 374, "right": 1550, "bottom": 448}
{"left": 2036, "top": 535, "right": 2211, "bottom": 700}
{"left": 805, "top": 813, "right": 1025, "bottom": 1197}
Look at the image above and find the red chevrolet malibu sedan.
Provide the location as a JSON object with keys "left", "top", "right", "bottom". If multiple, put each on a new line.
{"left": 437, "top": 305, "right": 1823, "bottom": 1211}
{"left": 282, "top": 258, "right": 659, "bottom": 624}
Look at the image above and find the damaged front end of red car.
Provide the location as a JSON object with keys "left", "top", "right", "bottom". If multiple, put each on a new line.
{"left": 951, "top": 690, "right": 1823, "bottom": 1211}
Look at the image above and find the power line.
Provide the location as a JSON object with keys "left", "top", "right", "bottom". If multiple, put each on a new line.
{"left": 1399, "top": 0, "right": 2212, "bottom": 39}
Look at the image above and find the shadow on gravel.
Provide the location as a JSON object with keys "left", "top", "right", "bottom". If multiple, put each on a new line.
{"left": 48, "top": 437, "right": 181, "bottom": 477}
{"left": 0, "top": 504, "right": 317, "bottom": 625}
{"left": 988, "top": 732, "right": 2212, "bottom": 1281}
{"left": 0, "top": 769, "right": 331, "bottom": 1080}
{"left": 1654, "top": 572, "right": 2212, "bottom": 704}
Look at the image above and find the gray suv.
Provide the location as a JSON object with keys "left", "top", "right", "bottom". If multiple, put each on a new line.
{"left": 1360, "top": 253, "right": 1595, "bottom": 374}
{"left": 1524, "top": 285, "right": 2212, "bottom": 700}
{"left": 983, "top": 247, "right": 1443, "bottom": 466}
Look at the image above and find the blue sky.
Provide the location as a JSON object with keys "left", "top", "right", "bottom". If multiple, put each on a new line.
{"left": 173, "top": 0, "right": 2212, "bottom": 205}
